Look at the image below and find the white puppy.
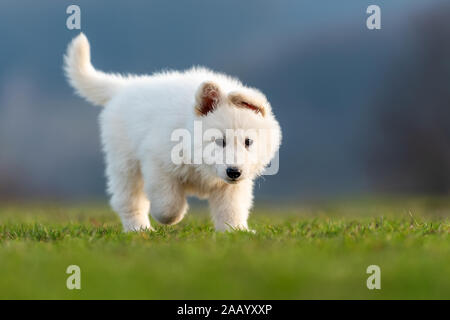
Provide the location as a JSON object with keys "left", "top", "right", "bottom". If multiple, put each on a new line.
{"left": 64, "top": 33, "right": 281, "bottom": 232}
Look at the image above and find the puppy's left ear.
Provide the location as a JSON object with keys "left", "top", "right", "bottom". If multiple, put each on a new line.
{"left": 228, "top": 92, "right": 266, "bottom": 117}
{"left": 195, "top": 81, "right": 222, "bottom": 116}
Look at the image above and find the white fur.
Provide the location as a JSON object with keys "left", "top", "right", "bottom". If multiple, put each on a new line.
{"left": 64, "top": 33, "right": 281, "bottom": 232}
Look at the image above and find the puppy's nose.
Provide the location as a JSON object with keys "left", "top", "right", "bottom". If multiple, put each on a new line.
{"left": 226, "top": 167, "right": 242, "bottom": 180}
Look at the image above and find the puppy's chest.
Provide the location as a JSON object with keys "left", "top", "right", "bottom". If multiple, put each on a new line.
{"left": 174, "top": 167, "right": 219, "bottom": 199}
{"left": 182, "top": 182, "right": 210, "bottom": 199}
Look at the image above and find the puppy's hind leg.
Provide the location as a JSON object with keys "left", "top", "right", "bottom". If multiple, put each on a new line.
{"left": 143, "top": 165, "right": 188, "bottom": 226}
{"left": 108, "top": 160, "right": 152, "bottom": 232}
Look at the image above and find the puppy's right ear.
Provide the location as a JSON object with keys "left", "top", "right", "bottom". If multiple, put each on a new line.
{"left": 195, "top": 81, "right": 221, "bottom": 116}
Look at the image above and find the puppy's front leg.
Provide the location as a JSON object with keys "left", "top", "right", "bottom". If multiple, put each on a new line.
{"left": 209, "top": 180, "right": 254, "bottom": 232}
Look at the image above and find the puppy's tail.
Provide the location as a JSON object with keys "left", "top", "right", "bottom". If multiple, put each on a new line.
{"left": 64, "top": 33, "right": 127, "bottom": 106}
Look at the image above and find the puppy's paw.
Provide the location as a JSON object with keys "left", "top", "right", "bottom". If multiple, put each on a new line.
{"left": 238, "top": 227, "right": 256, "bottom": 234}
{"left": 217, "top": 224, "right": 255, "bottom": 233}
{"left": 122, "top": 216, "right": 153, "bottom": 232}
{"left": 124, "top": 224, "right": 155, "bottom": 233}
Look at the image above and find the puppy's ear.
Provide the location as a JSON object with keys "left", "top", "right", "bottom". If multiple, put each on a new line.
{"left": 228, "top": 92, "right": 266, "bottom": 117}
{"left": 195, "top": 81, "right": 222, "bottom": 116}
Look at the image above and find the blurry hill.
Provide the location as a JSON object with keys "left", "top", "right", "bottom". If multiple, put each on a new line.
{"left": 0, "top": 0, "right": 449, "bottom": 200}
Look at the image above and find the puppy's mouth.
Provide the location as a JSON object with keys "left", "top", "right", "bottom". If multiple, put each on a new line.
{"left": 224, "top": 177, "right": 241, "bottom": 184}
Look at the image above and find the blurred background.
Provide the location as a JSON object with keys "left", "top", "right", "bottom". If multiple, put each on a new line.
{"left": 0, "top": 0, "right": 449, "bottom": 202}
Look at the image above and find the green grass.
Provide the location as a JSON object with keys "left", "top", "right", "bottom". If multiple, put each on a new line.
{"left": 0, "top": 198, "right": 449, "bottom": 299}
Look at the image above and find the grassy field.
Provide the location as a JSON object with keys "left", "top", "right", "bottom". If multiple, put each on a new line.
{"left": 0, "top": 197, "right": 449, "bottom": 299}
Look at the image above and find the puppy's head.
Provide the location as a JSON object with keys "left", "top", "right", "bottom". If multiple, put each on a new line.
{"left": 195, "top": 81, "right": 281, "bottom": 184}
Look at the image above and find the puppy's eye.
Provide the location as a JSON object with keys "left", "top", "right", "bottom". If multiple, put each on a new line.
{"left": 215, "top": 138, "right": 226, "bottom": 148}
{"left": 245, "top": 138, "right": 253, "bottom": 148}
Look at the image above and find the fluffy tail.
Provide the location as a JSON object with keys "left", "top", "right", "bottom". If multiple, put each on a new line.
{"left": 64, "top": 33, "right": 126, "bottom": 106}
